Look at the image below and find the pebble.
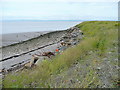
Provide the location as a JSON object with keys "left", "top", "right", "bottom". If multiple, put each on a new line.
{"left": 114, "top": 58, "right": 118, "bottom": 61}
{"left": 103, "top": 58, "right": 107, "bottom": 61}
{"left": 96, "top": 67, "right": 101, "bottom": 70}
{"left": 108, "top": 52, "right": 112, "bottom": 54}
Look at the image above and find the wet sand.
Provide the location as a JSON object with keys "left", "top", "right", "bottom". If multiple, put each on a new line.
{"left": 1, "top": 31, "right": 51, "bottom": 47}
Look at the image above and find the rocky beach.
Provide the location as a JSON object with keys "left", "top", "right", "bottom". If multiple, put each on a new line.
{"left": 1, "top": 27, "right": 83, "bottom": 72}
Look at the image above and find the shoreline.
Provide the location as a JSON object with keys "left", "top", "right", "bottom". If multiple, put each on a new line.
{"left": 1, "top": 27, "right": 83, "bottom": 70}
{"left": 1, "top": 29, "right": 68, "bottom": 60}
{"left": 1, "top": 21, "right": 83, "bottom": 47}
{"left": 1, "top": 30, "right": 68, "bottom": 48}
{"left": 1, "top": 29, "right": 68, "bottom": 70}
{"left": 1, "top": 31, "right": 53, "bottom": 47}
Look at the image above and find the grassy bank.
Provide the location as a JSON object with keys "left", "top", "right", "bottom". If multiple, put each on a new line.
{"left": 3, "top": 21, "right": 118, "bottom": 88}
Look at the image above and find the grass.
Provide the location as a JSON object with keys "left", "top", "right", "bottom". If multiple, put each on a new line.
{"left": 3, "top": 21, "right": 118, "bottom": 88}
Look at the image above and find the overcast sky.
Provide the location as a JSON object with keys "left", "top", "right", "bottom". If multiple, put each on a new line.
{"left": 1, "top": 0, "right": 119, "bottom": 20}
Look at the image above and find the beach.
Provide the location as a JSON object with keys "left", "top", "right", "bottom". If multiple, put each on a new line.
{"left": 1, "top": 29, "right": 74, "bottom": 70}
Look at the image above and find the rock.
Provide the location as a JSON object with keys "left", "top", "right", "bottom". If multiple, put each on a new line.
{"left": 108, "top": 52, "right": 112, "bottom": 54}
{"left": 96, "top": 67, "right": 101, "bottom": 70}
{"left": 24, "top": 62, "right": 31, "bottom": 68}
{"left": 103, "top": 58, "right": 107, "bottom": 61}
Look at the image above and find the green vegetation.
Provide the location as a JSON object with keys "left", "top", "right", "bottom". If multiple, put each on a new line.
{"left": 3, "top": 21, "right": 118, "bottom": 88}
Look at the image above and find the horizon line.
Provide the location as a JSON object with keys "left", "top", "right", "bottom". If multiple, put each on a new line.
{"left": 2, "top": 19, "right": 117, "bottom": 21}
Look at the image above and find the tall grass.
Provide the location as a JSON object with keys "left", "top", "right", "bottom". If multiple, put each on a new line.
{"left": 3, "top": 21, "right": 118, "bottom": 88}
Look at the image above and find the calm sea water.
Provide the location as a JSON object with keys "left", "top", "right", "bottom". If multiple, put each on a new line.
{"left": 1, "top": 20, "right": 82, "bottom": 34}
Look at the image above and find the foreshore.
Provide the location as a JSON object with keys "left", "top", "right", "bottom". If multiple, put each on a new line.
{"left": 1, "top": 30, "right": 68, "bottom": 60}
{"left": 1, "top": 31, "right": 52, "bottom": 47}
{"left": 1, "top": 27, "right": 82, "bottom": 71}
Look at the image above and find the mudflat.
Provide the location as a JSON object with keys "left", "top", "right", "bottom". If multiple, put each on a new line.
{"left": 1, "top": 31, "right": 51, "bottom": 47}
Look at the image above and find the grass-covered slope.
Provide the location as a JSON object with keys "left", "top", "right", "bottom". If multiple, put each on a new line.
{"left": 3, "top": 21, "right": 118, "bottom": 88}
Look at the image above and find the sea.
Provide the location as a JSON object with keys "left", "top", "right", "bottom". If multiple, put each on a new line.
{"left": 1, "top": 20, "right": 82, "bottom": 34}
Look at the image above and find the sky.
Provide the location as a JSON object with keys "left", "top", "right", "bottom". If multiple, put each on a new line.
{"left": 1, "top": 0, "right": 119, "bottom": 21}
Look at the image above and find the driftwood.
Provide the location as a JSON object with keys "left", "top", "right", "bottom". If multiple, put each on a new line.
{"left": 24, "top": 55, "right": 39, "bottom": 68}
{"left": 35, "top": 52, "right": 55, "bottom": 58}
{"left": 0, "top": 68, "right": 7, "bottom": 73}
{"left": 61, "top": 42, "right": 71, "bottom": 46}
